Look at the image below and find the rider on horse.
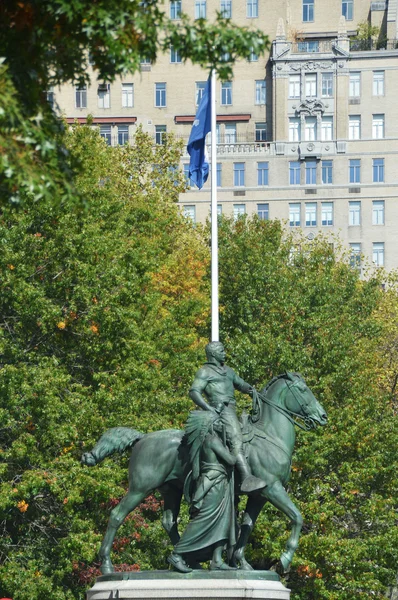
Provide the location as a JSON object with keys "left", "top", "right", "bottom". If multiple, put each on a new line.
{"left": 189, "top": 342, "right": 266, "bottom": 494}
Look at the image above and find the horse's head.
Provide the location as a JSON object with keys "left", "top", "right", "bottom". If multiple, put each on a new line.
{"left": 281, "top": 372, "right": 327, "bottom": 429}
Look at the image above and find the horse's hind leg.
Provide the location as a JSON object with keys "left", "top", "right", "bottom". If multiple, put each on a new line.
{"left": 159, "top": 483, "right": 183, "bottom": 546}
{"left": 99, "top": 490, "right": 146, "bottom": 574}
{"left": 265, "top": 480, "right": 303, "bottom": 573}
{"left": 232, "top": 495, "right": 266, "bottom": 570}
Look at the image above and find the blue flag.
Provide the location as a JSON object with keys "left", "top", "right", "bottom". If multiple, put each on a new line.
{"left": 187, "top": 77, "right": 211, "bottom": 189}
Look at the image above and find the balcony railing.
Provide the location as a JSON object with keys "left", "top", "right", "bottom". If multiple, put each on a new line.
{"left": 290, "top": 40, "right": 334, "bottom": 54}
{"left": 350, "top": 38, "right": 398, "bottom": 51}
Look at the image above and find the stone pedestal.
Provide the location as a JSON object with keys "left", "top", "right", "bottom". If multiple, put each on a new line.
{"left": 87, "top": 570, "right": 290, "bottom": 600}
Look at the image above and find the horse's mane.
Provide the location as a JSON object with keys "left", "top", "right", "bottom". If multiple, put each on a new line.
{"left": 251, "top": 372, "right": 304, "bottom": 422}
{"left": 260, "top": 371, "right": 303, "bottom": 394}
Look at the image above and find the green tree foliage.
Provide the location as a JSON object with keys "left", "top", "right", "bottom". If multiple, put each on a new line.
{"left": 216, "top": 216, "right": 398, "bottom": 600}
{"left": 0, "top": 126, "right": 209, "bottom": 599}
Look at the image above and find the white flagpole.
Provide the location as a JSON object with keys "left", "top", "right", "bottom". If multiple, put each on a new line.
{"left": 210, "top": 70, "right": 219, "bottom": 342}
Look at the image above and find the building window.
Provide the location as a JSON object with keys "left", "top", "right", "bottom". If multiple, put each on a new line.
{"left": 321, "top": 202, "right": 333, "bottom": 226}
{"left": 372, "top": 114, "right": 385, "bottom": 139}
{"left": 195, "top": 0, "right": 206, "bottom": 18}
{"left": 349, "top": 72, "right": 361, "bottom": 97}
{"left": 118, "top": 125, "right": 129, "bottom": 145}
{"left": 98, "top": 84, "right": 110, "bottom": 108}
{"left": 234, "top": 204, "right": 246, "bottom": 219}
{"left": 255, "top": 80, "right": 266, "bottom": 104}
{"left": 140, "top": 56, "right": 151, "bottom": 65}
{"left": 170, "top": 0, "right": 181, "bottom": 19}
{"left": 289, "top": 118, "right": 301, "bottom": 142}
{"left": 255, "top": 122, "right": 267, "bottom": 141}
{"left": 349, "top": 115, "right": 361, "bottom": 140}
{"left": 342, "top": 0, "right": 353, "bottom": 20}
{"left": 217, "top": 204, "right": 222, "bottom": 216}
{"left": 349, "top": 159, "right": 361, "bottom": 184}
{"left": 289, "top": 161, "right": 301, "bottom": 185}
{"left": 349, "top": 201, "right": 361, "bottom": 226}
{"left": 99, "top": 125, "right": 112, "bottom": 145}
{"left": 303, "top": 0, "right": 314, "bottom": 21}
{"left": 257, "top": 162, "right": 269, "bottom": 186}
{"left": 221, "top": 81, "right": 232, "bottom": 105}
{"left": 121, "top": 83, "right": 134, "bottom": 108}
{"left": 233, "top": 162, "right": 245, "bottom": 186}
{"left": 305, "top": 160, "right": 317, "bottom": 185}
{"left": 321, "top": 73, "right": 333, "bottom": 97}
{"left": 373, "top": 242, "right": 384, "bottom": 267}
{"left": 216, "top": 123, "right": 221, "bottom": 143}
{"left": 289, "top": 75, "right": 300, "bottom": 99}
{"left": 170, "top": 47, "right": 182, "bottom": 63}
{"left": 373, "top": 158, "right": 385, "bottom": 182}
{"left": 305, "top": 73, "right": 317, "bottom": 98}
{"left": 321, "top": 117, "right": 333, "bottom": 141}
{"left": 221, "top": 0, "right": 232, "bottom": 16}
{"left": 289, "top": 203, "right": 301, "bottom": 226}
{"left": 350, "top": 243, "right": 361, "bottom": 269}
{"left": 373, "top": 200, "right": 385, "bottom": 225}
{"left": 217, "top": 163, "right": 222, "bottom": 187}
{"left": 225, "top": 123, "right": 236, "bottom": 144}
{"left": 305, "top": 202, "right": 317, "bottom": 226}
{"left": 373, "top": 71, "right": 385, "bottom": 96}
{"left": 249, "top": 48, "right": 258, "bottom": 62}
{"left": 257, "top": 203, "right": 269, "bottom": 220}
{"left": 247, "top": 0, "right": 258, "bottom": 17}
{"left": 75, "top": 85, "right": 87, "bottom": 108}
{"left": 46, "top": 87, "right": 55, "bottom": 109}
{"left": 183, "top": 163, "right": 190, "bottom": 184}
{"left": 322, "top": 160, "right": 333, "bottom": 184}
{"left": 183, "top": 205, "right": 196, "bottom": 222}
{"left": 195, "top": 81, "right": 206, "bottom": 106}
{"left": 155, "top": 125, "right": 167, "bottom": 144}
{"left": 304, "top": 117, "right": 317, "bottom": 141}
{"left": 155, "top": 83, "right": 166, "bottom": 107}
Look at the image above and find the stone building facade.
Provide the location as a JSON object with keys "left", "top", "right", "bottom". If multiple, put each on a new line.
{"left": 54, "top": 0, "right": 398, "bottom": 270}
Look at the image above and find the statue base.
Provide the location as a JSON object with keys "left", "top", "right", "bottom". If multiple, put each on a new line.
{"left": 86, "top": 570, "right": 290, "bottom": 600}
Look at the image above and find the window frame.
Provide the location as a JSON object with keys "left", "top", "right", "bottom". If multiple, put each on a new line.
{"left": 75, "top": 85, "right": 87, "bottom": 109}
{"left": 257, "top": 161, "right": 269, "bottom": 186}
{"left": 155, "top": 83, "right": 167, "bottom": 107}
{"left": 321, "top": 202, "right": 333, "bottom": 226}
{"left": 373, "top": 158, "right": 385, "bottom": 183}
{"left": 305, "top": 202, "right": 317, "bottom": 227}
{"left": 305, "top": 160, "right": 317, "bottom": 185}
{"left": 221, "top": 81, "right": 232, "bottom": 106}
{"left": 289, "top": 203, "right": 301, "bottom": 226}
{"left": 322, "top": 160, "right": 333, "bottom": 184}
{"left": 303, "top": 0, "right": 314, "bottom": 21}
{"left": 349, "top": 201, "right": 361, "bottom": 226}
{"left": 121, "top": 83, "right": 134, "bottom": 108}
{"left": 170, "top": 0, "right": 182, "bottom": 19}
{"left": 233, "top": 162, "right": 245, "bottom": 186}
{"left": 349, "top": 159, "right": 361, "bottom": 184}
{"left": 372, "top": 200, "right": 385, "bottom": 225}
{"left": 255, "top": 80, "right": 266, "bottom": 104}
{"left": 289, "top": 161, "right": 301, "bottom": 185}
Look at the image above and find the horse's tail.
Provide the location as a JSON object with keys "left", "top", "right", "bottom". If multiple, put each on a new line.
{"left": 81, "top": 427, "right": 144, "bottom": 466}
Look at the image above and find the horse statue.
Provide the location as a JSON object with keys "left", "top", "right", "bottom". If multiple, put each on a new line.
{"left": 82, "top": 372, "right": 327, "bottom": 575}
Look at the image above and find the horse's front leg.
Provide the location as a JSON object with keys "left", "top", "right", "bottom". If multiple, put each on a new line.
{"left": 265, "top": 480, "right": 303, "bottom": 573}
{"left": 233, "top": 495, "right": 266, "bottom": 570}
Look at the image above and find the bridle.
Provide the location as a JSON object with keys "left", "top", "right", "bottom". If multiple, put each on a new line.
{"left": 253, "top": 377, "right": 315, "bottom": 431}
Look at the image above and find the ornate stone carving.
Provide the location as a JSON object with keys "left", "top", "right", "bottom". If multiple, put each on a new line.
{"left": 296, "top": 98, "right": 326, "bottom": 116}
